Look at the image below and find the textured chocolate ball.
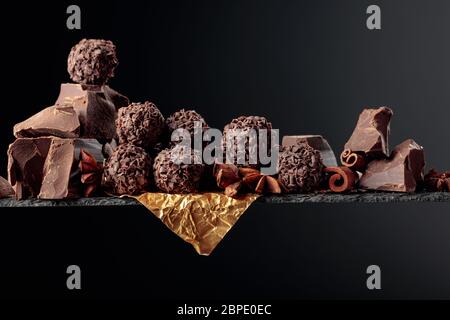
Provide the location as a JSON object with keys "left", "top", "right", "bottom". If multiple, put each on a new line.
{"left": 166, "top": 109, "right": 208, "bottom": 144}
{"left": 166, "top": 109, "right": 208, "bottom": 133}
{"left": 116, "top": 102, "right": 165, "bottom": 149}
{"left": 103, "top": 144, "right": 153, "bottom": 195}
{"left": 153, "top": 147, "right": 205, "bottom": 193}
{"left": 68, "top": 39, "right": 118, "bottom": 85}
{"left": 222, "top": 115, "right": 273, "bottom": 168}
{"left": 277, "top": 142, "right": 324, "bottom": 193}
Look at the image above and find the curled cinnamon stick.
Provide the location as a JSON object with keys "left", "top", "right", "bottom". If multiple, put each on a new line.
{"left": 324, "top": 166, "right": 358, "bottom": 193}
{"left": 340, "top": 149, "right": 366, "bottom": 172}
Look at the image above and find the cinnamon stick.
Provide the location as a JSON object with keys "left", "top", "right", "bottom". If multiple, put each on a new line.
{"left": 340, "top": 148, "right": 366, "bottom": 172}
{"left": 324, "top": 166, "right": 358, "bottom": 193}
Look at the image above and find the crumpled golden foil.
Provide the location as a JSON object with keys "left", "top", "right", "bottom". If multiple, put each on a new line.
{"left": 133, "top": 192, "right": 259, "bottom": 255}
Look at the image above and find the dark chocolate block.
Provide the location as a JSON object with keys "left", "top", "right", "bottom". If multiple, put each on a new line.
{"left": 55, "top": 83, "right": 129, "bottom": 141}
{"left": 282, "top": 135, "right": 337, "bottom": 167}
{"left": 14, "top": 105, "right": 80, "bottom": 138}
{"left": 8, "top": 137, "right": 104, "bottom": 200}
{"left": 359, "top": 139, "right": 425, "bottom": 192}
{"left": 344, "top": 107, "right": 393, "bottom": 158}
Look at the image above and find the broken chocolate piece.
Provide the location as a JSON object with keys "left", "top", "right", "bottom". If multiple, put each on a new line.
{"left": 282, "top": 135, "right": 337, "bottom": 167}
{"left": 13, "top": 105, "right": 80, "bottom": 138}
{"left": 344, "top": 107, "right": 393, "bottom": 158}
{"left": 39, "top": 139, "right": 76, "bottom": 199}
{"left": 0, "top": 176, "right": 14, "bottom": 198}
{"left": 359, "top": 139, "right": 425, "bottom": 192}
{"left": 8, "top": 137, "right": 104, "bottom": 199}
{"left": 8, "top": 137, "right": 52, "bottom": 199}
{"left": 55, "top": 83, "right": 129, "bottom": 141}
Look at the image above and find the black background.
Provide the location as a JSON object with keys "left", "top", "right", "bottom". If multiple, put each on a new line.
{"left": 1, "top": 0, "right": 450, "bottom": 301}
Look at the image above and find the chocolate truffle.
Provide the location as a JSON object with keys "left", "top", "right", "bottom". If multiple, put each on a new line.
{"left": 153, "top": 147, "right": 205, "bottom": 193}
{"left": 68, "top": 39, "right": 118, "bottom": 85}
{"left": 116, "top": 102, "right": 165, "bottom": 149}
{"left": 0, "top": 176, "right": 14, "bottom": 198}
{"left": 277, "top": 142, "right": 324, "bottom": 193}
{"left": 222, "top": 115, "right": 273, "bottom": 168}
{"left": 103, "top": 144, "right": 153, "bottom": 195}
{"left": 166, "top": 109, "right": 208, "bottom": 135}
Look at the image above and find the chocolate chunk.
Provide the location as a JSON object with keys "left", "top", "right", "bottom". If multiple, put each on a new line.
{"left": 344, "top": 107, "right": 393, "bottom": 158}
{"left": 359, "top": 139, "right": 425, "bottom": 192}
{"left": 55, "top": 83, "right": 129, "bottom": 141}
{"left": 8, "top": 137, "right": 104, "bottom": 199}
{"left": 282, "top": 135, "right": 337, "bottom": 167}
{"left": 102, "top": 86, "right": 130, "bottom": 110}
{"left": 13, "top": 105, "right": 80, "bottom": 138}
{"left": 8, "top": 137, "right": 52, "bottom": 199}
{"left": 0, "top": 176, "right": 14, "bottom": 198}
{"left": 39, "top": 139, "right": 77, "bottom": 199}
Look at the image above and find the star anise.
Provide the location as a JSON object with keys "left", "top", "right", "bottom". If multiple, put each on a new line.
{"left": 213, "top": 164, "right": 281, "bottom": 197}
{"left": 79, "top": 149, "right": 103, "bottom": 197}
{"left": 424, "top": 169, "right": 450, "bottom": 192}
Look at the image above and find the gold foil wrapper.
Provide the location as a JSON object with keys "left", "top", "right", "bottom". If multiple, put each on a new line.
{"left": 134, "top": 192, "right": 259, "bottom": 255}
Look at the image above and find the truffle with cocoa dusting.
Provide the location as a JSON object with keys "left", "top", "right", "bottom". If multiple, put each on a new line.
{"left": 68, "top": 39, "right": 118, "bottom": 85}
{"left": 103, "top": 144, "right": 153, "bottom": 195}
{"left": 277, "top": 142, "right": 324, "bottom": 193}
{"left": 116, "top": 102, "right": 165, "bottom": 149}
{"left": 222, "top": 116, "right": 273, "bottom": 168}
{"left": 153, "top": 146, "right": 205, "bottom": 193}
{"left": 166, "top": 109, "right": 208, "bottom": 145}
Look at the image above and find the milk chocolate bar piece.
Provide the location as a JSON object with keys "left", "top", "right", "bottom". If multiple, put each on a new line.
{"left": 39, "top": 139, "right": 77, "bottom": 199}
{"left": 282, "top": 135, "right": 337, "bottom": 167}
{"left": 8, "top": 137, "right": 104, "bottom": 199}
{"left": 55, "top": 83, "right": 129, "bottom": 141}
{"left": 359, "top": 139, "right": 425, "bottom": 192}
{"left": 344, "top": 107, "right": 393, "bottom": 158}
{"left": 0, "top": 176, "right": 14, "bottom": 198}
{"left": 13, "top": 105, "right": 80, "bottom": 138}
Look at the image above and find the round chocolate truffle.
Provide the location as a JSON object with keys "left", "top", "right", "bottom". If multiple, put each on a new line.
{"left": 166, "top": 109, "right": 208, "bottom": 134}
{"left": 166, "top": 109, "right": 209, "bottom": 146}
{"left": 222, "top": 115, "right": 273, "bottom": 168}
{"left": 277, "top": 142, "right": 324, "bottom": 193}
{"left": 116, "top": 102, "right": 165, "bottom": 149}
{"left": 103, "top": 144, "right": 153, "bottom": 195}
{"left": 68, "top": 39, "right": 118, "bottom": 85}
{"left": 153, "top": 147, "right": 205, "bottom": 193}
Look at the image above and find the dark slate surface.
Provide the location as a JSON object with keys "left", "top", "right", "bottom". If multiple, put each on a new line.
{"left": 0, "top": 192, "right": 449, "bottom": 207}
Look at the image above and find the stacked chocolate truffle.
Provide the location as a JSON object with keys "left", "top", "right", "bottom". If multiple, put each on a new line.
{"left": 103, "top": 102, "right": 164, "bottom": 195}
{"left": 153, "top": 109, "right": 208, "bottom": 193}
{"left": 104, "top": 102, "right": 210, "bottom": 194}
{"left": 8, "top": 39, "right": 129, "bottom": 199}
